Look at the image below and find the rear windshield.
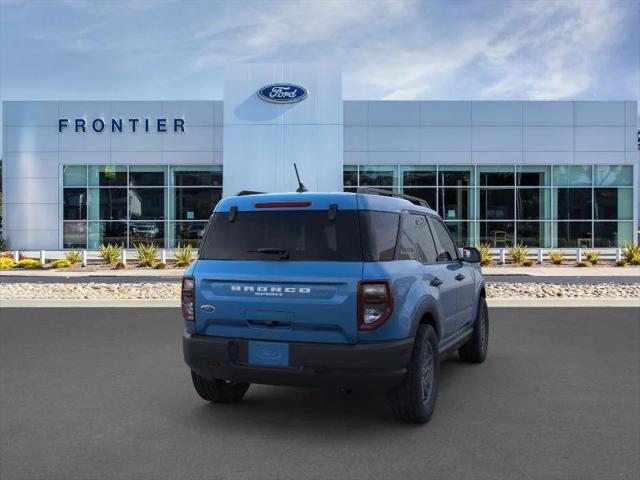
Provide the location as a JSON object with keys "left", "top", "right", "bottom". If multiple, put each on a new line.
{"left": 200, "top": 209, "right": 400, "bottom": 262}
{"left": 200, "top": 210, "right": 363, "bottom": 261}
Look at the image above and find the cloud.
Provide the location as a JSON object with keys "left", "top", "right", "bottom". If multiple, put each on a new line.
{"left": 0, "top": 0, "right": 637, "bottom": 103}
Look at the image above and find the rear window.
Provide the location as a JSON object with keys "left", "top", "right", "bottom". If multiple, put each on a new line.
{"left": 200, "top": 209, "right": 401, "bottom": 262}
{"left": 200, "top": 210, "right": 363, "bottom": 261}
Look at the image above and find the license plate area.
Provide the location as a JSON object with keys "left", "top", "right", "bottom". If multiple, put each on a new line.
{"left": 248, "top": 341, "right": 289, "bottom": 367}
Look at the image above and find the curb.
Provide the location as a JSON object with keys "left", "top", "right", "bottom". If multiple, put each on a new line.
{"left": 0, "top": 299, "right": 180, "bottom": 308}
{"left": 487, "top": 298, "right": 640, "bottom": 308}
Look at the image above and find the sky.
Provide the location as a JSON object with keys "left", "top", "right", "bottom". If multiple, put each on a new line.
{"left": 0, "top": 0, "right": 638, "bottom": 150}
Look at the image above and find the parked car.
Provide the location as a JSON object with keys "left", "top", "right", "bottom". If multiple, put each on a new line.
{"left": 182, "top": 190, "right": 488, "bottom": 423}
{"left": 185, "top": 223, "right": 206, "bottom": 239}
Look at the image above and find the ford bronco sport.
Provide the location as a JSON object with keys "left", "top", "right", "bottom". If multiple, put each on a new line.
{"left": 182, "top": 189, "right": 488, "bottom": 423}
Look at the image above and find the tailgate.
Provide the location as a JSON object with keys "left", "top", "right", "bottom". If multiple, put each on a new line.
{"left": 194, "top": 260, "right": 363, "bottom": 344}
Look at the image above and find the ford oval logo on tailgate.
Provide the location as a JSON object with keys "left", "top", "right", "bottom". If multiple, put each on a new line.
{"left": 257, "top": 83, "right": 308, "bottom": 104}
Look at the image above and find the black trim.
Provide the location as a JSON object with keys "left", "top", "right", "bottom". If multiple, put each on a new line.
{"left": 357, "top": 187, "right": 432, "bottom": 209}
{"left": 184, "top": 334, "right": 414, "bottom": 390}
{"left": 438, "top": 325, "right": 474, "bottom": 357}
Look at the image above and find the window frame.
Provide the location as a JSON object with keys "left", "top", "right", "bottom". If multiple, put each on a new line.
{"left": 427, "top": 215, "right": 461, "bottom": 263}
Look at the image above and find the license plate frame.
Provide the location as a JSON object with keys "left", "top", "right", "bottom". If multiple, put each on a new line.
{"left": 248, "top": 341, "right": 290, "bottom": 367}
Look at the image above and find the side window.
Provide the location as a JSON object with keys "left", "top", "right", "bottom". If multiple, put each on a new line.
{"left": 396, "top": 212, "right": 438, "bottom": 263}
{"left": 359, "top": 211, "right": 400, "bottom": 261}
{"left": 429, "top": 217, "right": 458, "bottom": 262}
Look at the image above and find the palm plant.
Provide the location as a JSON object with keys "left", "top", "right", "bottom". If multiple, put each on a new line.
{"left": 583, "top": 250, "right": 600, "bottom": 265}
{"left": 548, "top": 250, "right": 564, "bottom": 265}
{"left": 99, "top": 243, "right": 122, "bottom": 265}
{"left": 65, "top": 251, "right": 81, "bottom": 265}
{"left": 135, "top": 243, "right": 158, "bottom": 267}
{"left": 175, "top": 243, "right": 193, "bottom": 267}
{"left": 507, "top": 243, "right": 528, "bottom": 265}
{"left": 621, "top": 243, "right": 640, "bottom": 266}
{"left": 475, "top": 242, "right": 492, "bottom": 267}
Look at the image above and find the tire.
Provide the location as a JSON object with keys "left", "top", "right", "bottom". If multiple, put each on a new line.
{"left": 387, "top": 324, "right": 439, "bottom": 424}
{"left": 458, "top": 296, "right": 489, "bottom": 363}
{"left": 190, "top": 370, "right": 250, "bottom": 404}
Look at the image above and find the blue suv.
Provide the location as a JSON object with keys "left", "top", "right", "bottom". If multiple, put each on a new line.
{"left": 182, "top": 189, "right": 488, "bottom": 423}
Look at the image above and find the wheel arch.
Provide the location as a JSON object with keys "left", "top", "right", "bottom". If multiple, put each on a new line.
{"left": 410, "top": 299, "right": 443, "bottom": 341}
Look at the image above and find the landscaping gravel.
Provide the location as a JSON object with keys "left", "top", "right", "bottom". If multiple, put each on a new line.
{"left": 1, "top": 282, "right": 639, "bottom": 300}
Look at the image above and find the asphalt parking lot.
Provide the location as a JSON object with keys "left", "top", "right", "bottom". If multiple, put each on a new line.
{"left": 1, "top": 307, "right": 638, "bottom": 480}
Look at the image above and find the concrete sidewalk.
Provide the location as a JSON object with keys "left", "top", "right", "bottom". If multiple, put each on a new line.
{"left": 482, "top": 266, "right": 640, "bottom": 277}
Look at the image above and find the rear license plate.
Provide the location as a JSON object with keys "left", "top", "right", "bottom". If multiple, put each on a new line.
{"left": 248, "top": 341, "right": 289, "bottom": 367}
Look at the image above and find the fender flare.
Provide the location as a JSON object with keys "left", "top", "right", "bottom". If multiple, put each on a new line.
{"left": 409, "top": 296, "right": 444, "bottom": 340}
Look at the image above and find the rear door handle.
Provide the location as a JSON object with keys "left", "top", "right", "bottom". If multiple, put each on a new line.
{"left": 430, "top": 277, "right": 443, "bottom": 287}
{"left": 455, "top": 273, "right": 465, "bottom": 281}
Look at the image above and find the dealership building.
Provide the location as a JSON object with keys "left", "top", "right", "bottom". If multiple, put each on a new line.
{"left": 2, "top": 63, "right": 638, "bottom": 250}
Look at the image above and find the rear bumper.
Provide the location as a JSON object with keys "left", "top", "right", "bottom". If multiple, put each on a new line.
{"left": 183, "top": 334, "right": 414, "bottom": 391}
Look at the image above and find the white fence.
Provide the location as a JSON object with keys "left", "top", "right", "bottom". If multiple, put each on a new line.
{"left": 9, "top": 249, "right": 198, "bottom": 267}
{"left": 487, "top": 248, "right": 623, "bottom": 264}
{"left": 7, "top": 247, "right": 629, "bottom": 266}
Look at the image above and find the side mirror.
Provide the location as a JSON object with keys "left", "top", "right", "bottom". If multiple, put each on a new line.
{"left": 462, "top": 247, "right": 481, "bottom": 264}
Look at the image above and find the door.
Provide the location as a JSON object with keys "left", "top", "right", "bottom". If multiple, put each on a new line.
{"left": 427, "top": 216, "right": 474, "bottom": 331}
{"left": 396, "top": 212, "right": 458, "bottom": 337}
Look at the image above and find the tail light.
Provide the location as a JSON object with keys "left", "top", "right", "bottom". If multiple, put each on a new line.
{"left": 181, "top": 276, "right": 195, "bottom": 322}
{"left": 358, "top": 281, "right": 393, "bottom": 330}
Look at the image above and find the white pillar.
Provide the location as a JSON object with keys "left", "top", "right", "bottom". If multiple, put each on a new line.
{"left": 82, "top": 250, "right": 88, "bottom": 267}
{"left": 499, "top": 248, "right": 506, "bottom": 265}
{"left": 577, "top": 248, "right": 582, "bottom": 262}
{"left": 13, "top": 250, "right": 19, "bottom": 263}
{"left": 39, "top": 250, "right": 46, "bottom": 264}
{"left": 161, "top": 249, "right": 167, "bottom": 264}
{"left": 121, "top": 249, "right": 127, "bottom": 265}
{"left": 616, "top": 248, "right": 622, "bottom": 261}
{"left": 537, "top": 249, "right": 544, "bottom": 264}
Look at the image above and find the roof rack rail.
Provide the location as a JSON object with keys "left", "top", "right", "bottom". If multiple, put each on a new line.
{"left": 236, "top": 190, "right": 266, "bottom": 196}
{"left": 357, "top": 187, "right": 431, "bottom": 209}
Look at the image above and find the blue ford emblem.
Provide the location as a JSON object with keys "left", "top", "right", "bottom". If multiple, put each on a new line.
{"left": 257, "top": 83, "right": 308, "bottom": 104}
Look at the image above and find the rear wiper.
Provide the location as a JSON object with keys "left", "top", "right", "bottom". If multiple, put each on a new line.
{"left": 248, "top": 247, "right": 290, "bottom": 259}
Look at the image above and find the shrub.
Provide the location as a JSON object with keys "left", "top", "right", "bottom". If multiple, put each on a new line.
{"left": 0, "top": 234, "right": 5, "bottom": 251}
{"left": 548, "top": 250, "right": 564, "bottom": 265}
{"left": 615, "top": 259, "right": 627, "bottom": 267}
{"left": 2, "top": 251, "right": 28, "bottom": 260}
{"left": 17, "top": 258, "right": 42, "bottom": 269}
{"left": 154, "top": 262, "right": 167, "bottom": 269}
{"left": 50, "top": 259, "right": 71, "bottom": 269}
{"left": 507, "top": 243, "right": 528, "bottom": 265}
{"left": 0, "top": 257, "right": 15, "bottom": 269}
{"left": 475, "top": 242, "right": 492, "bottom": 267}
{"left": 522, "top": 259, "right": 534, "bottom": 267}
{"left": 135, "top": 243, "right": 158, "bottom": 267}
{"left": 621, "top": 243, "right": 640, "bottom": 266}
{"left": 175, "top": 243, "right": 193, "bottom": 267}
{"left": 65, "top": 251, "right": 81, "bottom": 265}
{"left": 584, "top": 251, "right": 600, "bottom": 265}
{"left": 99, "top": 243, "right": 122, "bottom": 264}
{"left": 114, "top": 261, "right": 126, "bottom": 270}
{"left": 576, "top": 260, "right": 589, "bottom": 268}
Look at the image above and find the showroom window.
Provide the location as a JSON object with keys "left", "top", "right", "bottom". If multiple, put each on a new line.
{"left": 62, "top": 165, "right": 222, "bottom": 249}
{"left": 344, "top": 164, "right": 634, "bottom": 248}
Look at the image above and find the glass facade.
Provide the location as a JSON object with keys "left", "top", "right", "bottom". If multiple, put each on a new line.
{"left": 62, "top": 165, "right": 222, "bottom": 248}
{"left": 344, "top": 164, "right": 634, "bottom": 248}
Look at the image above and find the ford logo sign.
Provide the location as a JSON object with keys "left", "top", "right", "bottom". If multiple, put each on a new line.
{"left": 257, "top": 83, "right": 308, "bottom": 104}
